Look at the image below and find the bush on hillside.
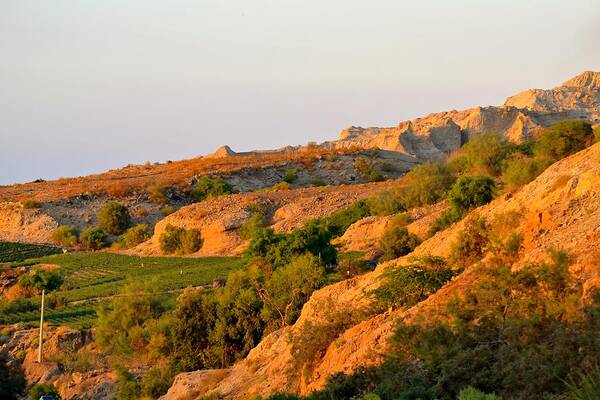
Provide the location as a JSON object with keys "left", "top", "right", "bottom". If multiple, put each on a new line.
{"left": 80, "top": 227, "right": 108, "bottom": 250}
{"left": 51, "top": 225, "right": 79, "bottom": 247}
{"left": 379, "top": 226, "right": 421, "bottom": 262}
{"left": 191, "top": 176, "right": 233, "bottom": 202}
{"left": 450, "top": 216, "right": 490, "bottom": 267}
{"left": 365, "top": 191, "right": 405, "bottom": 216}
{"left": 371, "top": 256, "right": 454, "bottom": 308}
{"left": 159, "top": 224, "right": 202, "bottom": 255}
{"left": 354, "top": 158, "right": 384, "bottom": 182}
{"left": 501, "top": 154, "right": 552, "bottom": 189}
{"left": 238, "top": 206, "right": 268, "bottom": 240}
{"left": 98, "top": 202, "right": 131, "bottom": 235}
{"left": 455, "top": 131, "right": 512, "bottom": 176}
{"left": 396, "top": 162, "right": 455, "bottom": 208}
{"left": 147, "top": 184, "right": 169, "bottom": 205}
{"left": 446, "top": 176, "right": 496, "bottom": 215}
{"left": 283, "top": 168, "right": 298, "bottom": 183}
{"left": 121, "top": 224, "right": 151, "bottom": 248}
{"left": 534, "top": 120, "right": 594, "bottom": 160}
{"left": 21, "top": 199, "right": 41, "bottom": 209}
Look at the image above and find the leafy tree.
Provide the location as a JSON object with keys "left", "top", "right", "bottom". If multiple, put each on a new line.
{"left": 260, "top": 254, "right": 325, "bottom": 328}
{"left": 96, "top": 280, "right": 165, "bottom": 355}
{"left": 79, "top": 227, "right": 108, "bottom": 250}
{"left": 396, "top": 162, "right": 455, "bottom": 208}
{"left": 121, "top": 224, "right": 151, "bottom": 248}
{"left": 379, "top": 226, "right": 421, "bottom": 262}
{"left": 191, "top": 176, "right": 233, "bottom": 202}
{"left": 501, "top": 154, "right": 551, "bottom": 189}
{"left": 457, "top": 131, "right": 512, "bottom": 176}
{"left": 18, "top": 269, "right": 63, "bottom": 292}
{"left": 447, "top": 176, "right": 496, "bottom": 215}
{"left": 534, "top": 120, "right": 594, "bottom": 160}
{"left": 114, "top": 366, "right": 140, "bottom": 400}
{"left": 98, "top": 202, "right": 131, "bottom": 235}
{"left": 51, "top": 225, "right": 79, "bottom": 247}
{"left": 450, "top": 216, "right": 490, "bottom": 267}
{"left": 159, "top": 224, "right": 201, "bottom": 254}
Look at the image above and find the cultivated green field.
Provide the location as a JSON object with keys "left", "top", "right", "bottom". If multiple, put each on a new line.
{"left": 0, "top": 241, "right": 62, "bottom": 262}
{"left": 0, "top": 252, "right": 246, "bottom": 328}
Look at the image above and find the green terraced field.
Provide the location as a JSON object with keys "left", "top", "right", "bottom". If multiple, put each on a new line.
{"left": 0, "top": 241, "right": 62, "bottom": 262}
{"left": 0, "top": 252, "right": 246, "bottom": 328}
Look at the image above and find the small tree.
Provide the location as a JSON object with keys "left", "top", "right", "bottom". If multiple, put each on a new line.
{"left": 98, "top": 202, "right": 131, "bottom": 235}
{"left": 80, "top": 227, "right": 108, "bottom": 250}
{"left": 122, "top": 224, "right": 151, "bottom": 248}
{"left": 190, "top": 176, "right": 233, "bottom": 202}
{"left": 19, "top": 269, "right": 63, "bottom": 363}
{"left": 535, "top": 120, "right": 594, "bottom": 160}
{"left": 379, "top": 226, "right": 421, "bottom": 261}
{"left": 51, "top": 225, "right": 79, "bottom": 247}
{"left": 447, "top": 176, "right": 496, "bottom": 215}
{"left": 159, "top": 224, "right": 202, "bottom": 255}
{"left": 396, "top": 162, "right": 455, "bottom": 208}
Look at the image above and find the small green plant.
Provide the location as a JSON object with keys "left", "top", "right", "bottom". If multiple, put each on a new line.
{"left": 80, "top": 227, "right": 108, "bottom": 250}
{"left": 379, "top": 226, "right": 421, "bottom": 261}
{"left": 21, "top": 199, "right": 41, "bottom": 209}
{"left": 565, "top": 366, "right": 600, "bottom": 400}
{"left": 354, "top": 157, "right": 384, "bottom": 182}
{"left": 457, "top": 387, "right": 502, "bottom": 400}
{"left": 159, "top": 224, "right": 202, "bottom": 254}
{"left": 191, "top": 176, "right": 233, "bottom": 202}
{"left": 121, "top": 224, "right": 151, "bottom": 248}
{"left": 147, "top": 184, "right": 169, "bottom": 205}
{"left": 98, "top": 202, "right": 131, "bottom": 235}
{"left": 51, "top": 225, "right": 79, "bottom": 247}
{"left": 283, "top": 168, "right": 298, "bottom": 183}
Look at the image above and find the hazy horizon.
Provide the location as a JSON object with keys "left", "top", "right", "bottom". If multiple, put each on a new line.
{"left": 1, "top": 0, "right": 599, "bottom": 185}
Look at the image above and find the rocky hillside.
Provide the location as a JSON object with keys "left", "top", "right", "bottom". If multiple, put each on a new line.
{"left": 130, "top": 181, "right": 392, "bottom": 257}
{"left": 162, "top": 140, "right": 600, "bottom": 399}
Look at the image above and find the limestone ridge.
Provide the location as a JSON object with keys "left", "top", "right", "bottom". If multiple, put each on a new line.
{"left": 208, "top": 71, "right": 600, "bottom": 162}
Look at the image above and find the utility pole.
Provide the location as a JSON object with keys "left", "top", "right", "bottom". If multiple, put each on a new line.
{"left": 38, "top": 288, "right": 45, "bottom": 363}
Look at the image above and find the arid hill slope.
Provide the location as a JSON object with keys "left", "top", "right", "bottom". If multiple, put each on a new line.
{"left": 130, "top": 181, "right": 392, "bottom": 257}
{"left": 162, "top": 141, "right": 600, "bottom": 399}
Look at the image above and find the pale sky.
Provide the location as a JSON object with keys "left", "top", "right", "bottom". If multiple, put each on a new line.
{"left": 1, "top": 0, "right": 599, "bottom": 185}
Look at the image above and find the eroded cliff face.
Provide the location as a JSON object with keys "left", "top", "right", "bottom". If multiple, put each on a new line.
{"left": 162, "top": 141, "right": 600, "bottom": 399}
{"left": 331, "top": 71, "right": 600, "bottom": 159}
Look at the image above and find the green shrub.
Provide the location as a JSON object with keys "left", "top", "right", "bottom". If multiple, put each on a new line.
{"left": 594, "top": 125, "right": 600, "bottom": 143}
{"left": 534, "top": 120, "right": 594, "bottom": 160}
{"left": 140, "top": 364, "right": 176, "bottom": 399}
{"left": 355, "top": 158, "right": 384, "bottom": 182}
{"left": 21, "top": 199, "right": 41, "bottom": 209}
{"left": 457, "top": 387, "right": 502, "bottom": 400}
{"left": 19, "top": 269, "right": 63, "bottom": 292}
{"left": 51, "top": 225, "right": 79, "bottom": 247}
{"left": 159, "top": 224, "right": 202, "bottom": 255}
{"left": 397, "top": 162, "right": 455, "bottom": 208}
{"left": 191, "top": 176, "right": 233, "bottom": 202}
{"left": 80, "top": 227, "right": 108, "bottom": 250}
{"left": 457, "top": 131, "right": 512, "bottom": 176}
{"left": 501, "top": 154, "right": 552, "bottom": 189}
{"left": 147, "top": 184, "right": 169, "bottom": 205}
{"left": 309, "top": 178, "right": 327, "bottom": 187}
{"left": 114, "top": 366, "right": 140, "bottom": 400}
{"left": 238, "top": 207, "right": 268, "bottom": 240}
{"left": 321, "top": 200, "right": 372, "bottom": 237}
{"left": 161, "top": 205, "right": 176, "bottom": 216}
{"left": 450, "top": 216, "right": 490, "bottom": 267}
{"left": 371, "top": 256, "right": 454, "bottom": 308}
{"left": 28, "top": 383, "right": 61, "bottom": 400}
{"left": 379, "top": 227, "right": 421, "bottom": 262}
{"left": 365, "top": 191, "right": 404, "bottom": 216}
{"left": 122, "top": 224, "right": 151, "bottom": 248}
{"left": 98, "top": 202, "right": 131, "bottom": 235}
{"left": 429, "top": 208, "right": 463, "bottom": 236}
{"left": 283, "top": 168, "right": 298, "bottom": 183}
{"left": 447, "top": 176, "right": 496, "bottom": 215}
